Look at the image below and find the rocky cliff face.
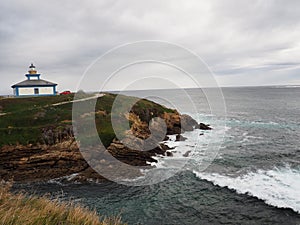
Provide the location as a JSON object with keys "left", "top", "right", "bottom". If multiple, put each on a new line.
{"left": 0, "top": 140, "right": 86, "bottom": 182}
{"left": 0, "top": 109, "right": 208, "bottom": 183}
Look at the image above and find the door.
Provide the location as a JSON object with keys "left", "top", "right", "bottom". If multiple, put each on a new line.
{"left": 34, "top": 88, "right": 39, "bottom": 95}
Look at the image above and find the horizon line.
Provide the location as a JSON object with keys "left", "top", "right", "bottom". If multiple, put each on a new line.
{"left": 1, "top": 84, "right": 300, "bottom": 96}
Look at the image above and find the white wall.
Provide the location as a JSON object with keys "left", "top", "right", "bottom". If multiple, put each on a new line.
{"left": 18, "top": 87, "right": 34, "bottom": 95}
{"left": 39, "top": 87, "right": 53, "bottom": 94}
{"left": 18, "top": 87, "right": 54, "bottom": 96}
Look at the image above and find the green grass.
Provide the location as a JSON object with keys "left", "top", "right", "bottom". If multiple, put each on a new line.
{"left": 0, "top": 93, "right": 176, "bottom": 147}
{"left": 0, "top": 95, "right": 74, "bottom": 113}
{"left": 0, "top": 127, "right": 41, "bottom": 146}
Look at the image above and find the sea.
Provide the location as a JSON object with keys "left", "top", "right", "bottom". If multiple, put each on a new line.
{"left": 14, "top": 86, "right": 300, "bottom": 225}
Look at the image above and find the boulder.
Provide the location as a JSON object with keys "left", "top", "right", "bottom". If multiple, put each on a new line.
{"left": 163, "top": 136, "right": 169, "bottom": 141}
{"left": 175, "top": 134, "right": 187, "bottom": 142}
{"left": 166, "top": 151, "right": 173, "bottom": 157}
{"left": 195, "top": 123, "right": 212, "bottom": 130}
{"left": 183, "top": 150, "right": 191, "bottom": 157}
{"left": 181, "top": 114, "right": 198, "bottom": 131}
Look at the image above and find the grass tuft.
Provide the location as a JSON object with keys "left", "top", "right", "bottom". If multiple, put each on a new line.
{"left": 0, "top": 182, "right": 125, "bottom": 225}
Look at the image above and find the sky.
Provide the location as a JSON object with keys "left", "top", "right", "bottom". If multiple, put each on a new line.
{"left": 1, "top": 0, "right": 300, "bottom": 94}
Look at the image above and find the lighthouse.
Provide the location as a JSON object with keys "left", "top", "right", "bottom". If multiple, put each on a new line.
{"left": 11, "top": 64, "right": 58, "bottom": 97}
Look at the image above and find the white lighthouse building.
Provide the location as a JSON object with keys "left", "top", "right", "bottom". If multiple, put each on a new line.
{"left": 11, "top": 64, "right": 57, "bottom": 97}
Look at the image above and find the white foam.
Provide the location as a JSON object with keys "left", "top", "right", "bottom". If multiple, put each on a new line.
{"left": 227, "top": 118, "right": 281, "bottom": 128}
{"left": 48, "top": 173, "right": 80, "bottom": 185}
{"left": 274, "top": 85, "right": 300, "bottom": 88}
{"left": 237, "top": 131, "right": 264, "bottom": 145}
{"left": 194, "top": 166, "right": 300, "bottom": 213}
{"left": 151, "top": 113, "right": 229, "bottom": 173}
{"left": 149, "top": 113, "right": 300, "bottom": 213}
{"left": 250, "top": 121, "right": 279, "bottom": 126}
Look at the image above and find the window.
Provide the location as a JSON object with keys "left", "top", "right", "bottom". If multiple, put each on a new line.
{"left": 34, "top": 88, "right": 39, "bottom": 95}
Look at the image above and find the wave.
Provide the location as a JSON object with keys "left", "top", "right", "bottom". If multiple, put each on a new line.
{"left": 48, "top": 173, "right": 80, "bottom": 186}
{"left": 146, "top": 112, "right": 300, "bottom": 213}
{"left": 226, "top": 118, "right": 281, "bottom": 127}
{"left": 273, "top": 85, "right": 300, "bottom": 88}
{"left": 193, "top": 166, "right": 300, "bottom": 213}
{"left": 152, "top": 123, "right": 228, "bottom": 169}
{"left": 250, "top": 121, "right": 279, "bottom": 125}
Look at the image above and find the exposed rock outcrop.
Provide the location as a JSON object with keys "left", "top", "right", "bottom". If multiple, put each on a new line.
{"left": 0, "top": 141, "right": 90, "bottom": 182}
{"left": 180, "top": 114, "right": 198, "bottom": 131}
{"left": 162, "top": 112, "right": 181, "bottom": 135}
{"left": 161, "top": 112, "right": 198, "bottom": 134}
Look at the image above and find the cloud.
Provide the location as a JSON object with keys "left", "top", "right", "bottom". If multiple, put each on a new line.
{"left": 1, "top": 0, "right": 300, "bottom": 94}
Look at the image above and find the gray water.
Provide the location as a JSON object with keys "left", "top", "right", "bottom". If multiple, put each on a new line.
{"left": 15, "top": 86, "right": 300, "bottom": 224}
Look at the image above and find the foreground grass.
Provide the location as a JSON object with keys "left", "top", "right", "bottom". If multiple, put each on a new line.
{"left": 0, "top": 183, "right": 125, "bottom": 225}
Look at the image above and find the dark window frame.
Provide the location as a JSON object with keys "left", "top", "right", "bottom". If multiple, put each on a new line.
{"left": 34, "top": 88, "right": 39, "bottom": 95}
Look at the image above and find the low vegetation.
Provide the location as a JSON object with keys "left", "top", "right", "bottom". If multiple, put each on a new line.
{"left": 0, "top": 182, "right": 125, "bottom": 225}
{"left": 0, "top": 93, "right": 175, "bottom": 147}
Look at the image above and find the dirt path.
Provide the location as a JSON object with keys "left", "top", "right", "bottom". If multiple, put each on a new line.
{"left": 52, "top": 93, "right": 105, "bottom": 106}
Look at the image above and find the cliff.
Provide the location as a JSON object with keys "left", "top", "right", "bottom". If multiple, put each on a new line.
{"left": 0, "top": 93, "right": 208, "bottom": 183}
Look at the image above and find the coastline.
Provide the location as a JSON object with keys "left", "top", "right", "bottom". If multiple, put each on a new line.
{"left": 0, "top": 93, "right": 208, "bottom": 184}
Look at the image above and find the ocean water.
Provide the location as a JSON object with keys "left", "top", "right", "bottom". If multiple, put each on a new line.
{"left": 14, "top": 87, "right": 300, "bottom": 224}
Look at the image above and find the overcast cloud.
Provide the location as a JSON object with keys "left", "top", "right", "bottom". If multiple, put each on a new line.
{"left": 1, "top": 0, "right": 300, "bottom": 94}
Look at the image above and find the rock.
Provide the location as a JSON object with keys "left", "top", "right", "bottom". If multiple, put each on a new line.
{"left": 163, "top": 136, "right": 169, "bottom": 141}
{"left": 161, "top": 112, "right": 182, "bottom": 135}
{"left": 0, "top": 142, "right": 89, "bottom": 183}
{"left": 183, "top": 151, "right": 191, "bottom": 157}
{"left": 166, "top": 151, "right": 173, "bottom": 157}
{"left": 41, "top": 125, "right": 74, "bottom": 145}
{"left": 181, "top": 114, "right": 198, "bottom": 131}
{"left": 0, "top": 136, "right": 176, "bottom": 183}
{"left": 107, "top": 139, "right": 164, "bottom": 166}
{"left": 169, "top": 126, "right": 182, "bottom": 135}
{"left": 126, "top": 113, "right": 151, "bottom": 139}
{"left": 161, "top": 113, "right": 199, "bottom": 134}
{"left": 175, "top": 134, "right": 187, "bottom": 142}
{"left": 148, "top": 117, "right": 168, "bottom": 143}
{"left": 195, "top": 123, "right": 212, "bottom": 130}
{"left": 160, "top": 143, "right": 174, "bottom": 151}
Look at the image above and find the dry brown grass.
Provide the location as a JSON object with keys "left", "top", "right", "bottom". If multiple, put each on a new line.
{"left": 0, "top": 182, "right": 125, "bottom": 225}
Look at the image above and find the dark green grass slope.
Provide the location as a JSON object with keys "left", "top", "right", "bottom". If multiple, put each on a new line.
{"left": 0, "top": 93, "right": 175, "bottom": 148}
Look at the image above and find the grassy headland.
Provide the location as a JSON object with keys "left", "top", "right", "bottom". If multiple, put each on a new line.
{"left": 0, "top": 92, "right": 186, "bottom": 184}
{"left": 0, "top": 93, "right": 175, "bottom": 148}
